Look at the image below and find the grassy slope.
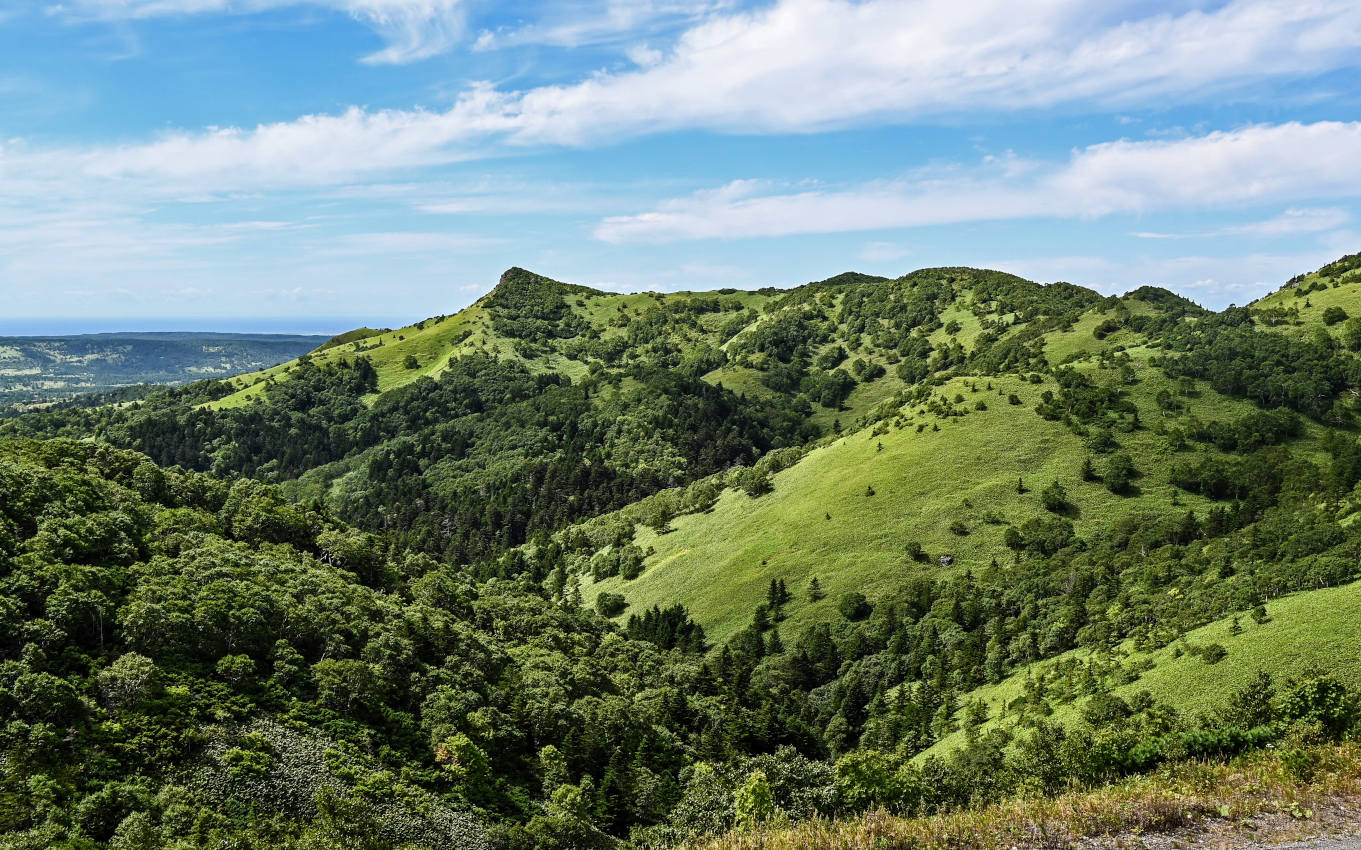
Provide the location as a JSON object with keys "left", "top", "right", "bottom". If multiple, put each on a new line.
{"left": 921, "top": 579, "right": 1361, "bottom": 760}
{"left": 584, "top": 350, "right": 1272, "bottom": 644}
{"left": 1250, "top": 259, "right": 1360, "bottom": 342}
{"left": 208, "top": 285, "right": 777, "bottom": 410}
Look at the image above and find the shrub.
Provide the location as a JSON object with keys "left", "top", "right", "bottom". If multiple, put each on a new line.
{"left": 838, "top": 592, "right": 871, "bottom": 621}
{"left": 1322, "top": 306, "right": 1348, "bottom": 325}
{"left": 1040, "top": 480, "right": 1069, "bottom": 513}
{"left": 1281, "top": 676, "right": 1356, "bottom": 738}
{"left": 1105, "top": 453, "right": 1138, "bottom": 494}
{"left": 733, "top": 770, "right": 773, "bottom": 830}
{"left": 1200, "top": 643, "right": 1228, "bottom": 664}
{"left": 737, "top": 468, "right": 773, "bottom": 497}
{"left": 595, "top": 593, "right": 627, "bottom": 617}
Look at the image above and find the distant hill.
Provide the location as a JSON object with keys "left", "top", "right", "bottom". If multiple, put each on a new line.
{"left": 0, "top": 331, "right": 327, "bottom": 411}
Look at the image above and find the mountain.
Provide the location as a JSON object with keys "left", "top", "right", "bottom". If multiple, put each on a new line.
{"left": 0, "top": 331, "right": 327, "bottom": 412}
{"left": 1, "top": 255, "right": 1360, "bottom": 849}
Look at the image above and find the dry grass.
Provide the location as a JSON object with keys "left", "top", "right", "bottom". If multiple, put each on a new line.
{"left": 682, "top": 744, "right": 1361, "bottom": 850}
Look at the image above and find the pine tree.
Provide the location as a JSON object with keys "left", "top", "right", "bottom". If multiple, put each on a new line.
{"left": 807, "top": 577, "right": 824, "bottom": 602}
{"left": 1080, "top": 455, "right": 1098, "bottom": 482}
{"left": 766, "top": 628, "right": 784, "bottom": 655}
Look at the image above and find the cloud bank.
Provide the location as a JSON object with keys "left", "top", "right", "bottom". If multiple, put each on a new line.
{"left": 594, "top": 123, "right": 1361, "bottom": 242}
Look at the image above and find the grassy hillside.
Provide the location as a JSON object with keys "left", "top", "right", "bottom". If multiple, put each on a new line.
{"left": 585, "top": 364, "right": 1255, "bottom": 644}
{"left": 207, "top": 269, "right": 777, "bottom": 411}
{"left": 922, "top": 579, "right": 1361, "bottom": 760}
{"left": 578, "top": 305, "right": 1325, "bottom": 643}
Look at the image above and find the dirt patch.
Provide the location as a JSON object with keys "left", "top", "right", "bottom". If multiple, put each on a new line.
{"left": 1079, "top": 793, "right": 1361, "bottom": 850}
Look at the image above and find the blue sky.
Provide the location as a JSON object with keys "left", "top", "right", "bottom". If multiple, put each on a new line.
{"left": 2, "top": 0, "right": 1360, "bottom": 332}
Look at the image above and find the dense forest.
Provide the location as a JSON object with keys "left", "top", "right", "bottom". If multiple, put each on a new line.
{"left": 2, "top": 259, "right": 1361, "bottom": 848}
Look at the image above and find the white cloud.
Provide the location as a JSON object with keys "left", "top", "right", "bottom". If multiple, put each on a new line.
{"left": 7, "top": 0, "right": 1358, "bottom": 194}
{"left": 479, "top": 0, "right": 1361, "bottom": 143}
{"left": 48, "top": 0, "right": 468, "bottom": 63}
{"left": 319, "top": 231, "right": 502, "bottom": 254}
{"left": 44, "top": 0, "right": 1361, "bottom": 118}
{"left": 594, "top": 122, "right": 1361, "bottom": 242}
{"left": 1134, "top": 207, "right": 1351, "bottom": 239}
{"left": 0, "top": 95, "right": 518, "bottom": 196}
{"left": 859, "top": 241, "right": 912, "bottom": 263}
{"left": 473, "top": 1, "right": 726, "bottom": 52}
{"left": 1225, "top": 207, "right": 1352, "bottom": 237}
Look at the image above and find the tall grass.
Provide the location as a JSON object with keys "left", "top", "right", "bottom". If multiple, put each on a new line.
{"left": 682, "top": 743, "right": 1361, "bottom": 850}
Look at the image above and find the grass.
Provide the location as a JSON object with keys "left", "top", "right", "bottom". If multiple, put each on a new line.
{"left": 681, "top": 742, "right": 1361, "bottom": 850}
{"left": 1251, "top": 269, "right": 1361, "bottom": 344}
{"left": 584, "top": 358, "right": 1265, "bottom": 645}
{"left": 921, "top": 580, "right": 1361, "bottom": 760}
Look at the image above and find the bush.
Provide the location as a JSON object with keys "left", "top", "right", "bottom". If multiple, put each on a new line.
{"left": 1105, "top": 453, "right": 1138, "bottom": 494}
{"left": 733, "top": 770, "right": 773, "bottom": 830}
{"left": 1040, "top": 480, "right": 1069, "bottom": 513}
{"left": 838, "top": 592, "right": 871, "bottom": 621}
{"left": 1322, "top": 306, "right": 1349, "bottom": 325}
{"left": 1199, "top": 643, "right": 1228, "bottom": 664}
{"left": 403, "top": 354, "right": 420, "bottom": 369}
{"left": 737, "top": 468, "right": 773, "bottom": 498}
{"left": 1281, "top": 676, "right": 1356, "bottom": 738}
{"left": 833, "top": 749, "right": 923, "bottom": 814}
{"left": 595, "top": 593, "right": 627, "bottom": 617}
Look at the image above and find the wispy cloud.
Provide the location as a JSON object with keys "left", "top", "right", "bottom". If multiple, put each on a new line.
{"left": 39, "top": 0, "right": 1361, "bottom": 120}
{"left": 472, "top": 0, "right": 727, "bottom": 52}
{"left": 594, "top": 123, "right": 1361, "bottom": 242}
{"left": 47, "top": 0, "right": 469, "bottom": 64}
{"left": 1133, "top": 207, "right": 1351, "bottom": 239}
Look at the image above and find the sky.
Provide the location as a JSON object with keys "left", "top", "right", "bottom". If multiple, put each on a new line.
{"left": 2, "top": 0, "right": 1361, "bottom": 332}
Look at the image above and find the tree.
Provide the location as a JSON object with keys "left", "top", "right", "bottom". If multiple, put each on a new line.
{"left": 97, "top": 653, "right": 162, "bottom": 713}
{"left": 595, "top": 592, "right": 627, "bottom": 617}
{"left": 1080, "top": 456, "right": 1098, "bottom": 482}
{"left": 807, "top": 577, "right": 824, "bottom": 602}
{"left": 1104, "top": 453, "right": 1138, "bottom": 494}
{"left": 839, "top": 592, "right": 871, "bottom": 621}
{"left": 1322, "top": 305, "right": 1348, "bottom": 325}
{"left": 733, "top": 770, "right": 773, "bottom": 830}
{"left": 1343, "top": 316, "right": 1361, "bottom": 351}
{"left": 1040, "top": 480, "right": 1069, "bottom": 513}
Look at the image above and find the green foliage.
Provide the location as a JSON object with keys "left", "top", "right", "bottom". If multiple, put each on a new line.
{"left": 838, "top": 592, "right": 871, "bottom": 621}
{"left": 1040, "top": 480, "right": 1069, "bottom": 513}
{"left": 595, "top": 591, "right": 628, "bottom": 617}
{"left": 1322, "top": 306, "right": 1349, "bottom": 325}
{"left": 733, "top": 770, "right": 774, "bottom": 830}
